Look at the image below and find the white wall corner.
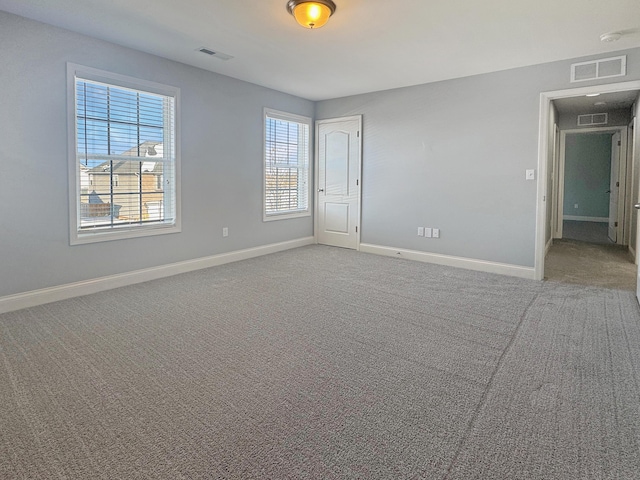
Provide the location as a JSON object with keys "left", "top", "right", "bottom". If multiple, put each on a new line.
{"left": 0, "top": 237, "right": 315, "bottom": 314}
{"left": 545, "top": 237, "right": 553, "bottom": 256}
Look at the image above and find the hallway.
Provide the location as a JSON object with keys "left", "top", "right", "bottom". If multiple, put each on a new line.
{"left": 545, "top": 221, "right": 636, "bottom": 291}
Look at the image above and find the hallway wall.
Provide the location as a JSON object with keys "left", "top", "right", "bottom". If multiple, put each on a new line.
{"left": 562, "top": 133, "right": 612, "bottom": 219}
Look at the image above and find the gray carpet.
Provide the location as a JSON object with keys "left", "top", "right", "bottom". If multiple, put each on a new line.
{"left": 562, "top": 220, "right": 613, "bottom": 245}
{"left": 1, "top": 245, "right": 640, "bottom": 479}
{"left": 562, "top": 220, "right": 615, "bottom": 245}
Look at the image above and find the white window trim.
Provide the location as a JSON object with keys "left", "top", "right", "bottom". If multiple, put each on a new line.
{"left": 263, "top": 108, "right": 312, "bottom": 222}
{"left": 67, "top": 63, "right": 181, "bottom": 245}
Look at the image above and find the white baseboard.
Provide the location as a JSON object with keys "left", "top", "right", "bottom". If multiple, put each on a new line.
{"left": 0, "top": 237, "right": 315, "bottom": 314}
{"left": 563, "top": 215, "right": 608, "bottom": 223}
{"left": 360, "top": 243, "right": 536, "bottom": 280}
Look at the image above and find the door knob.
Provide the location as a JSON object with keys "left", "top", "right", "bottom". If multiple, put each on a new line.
{"left": 635, "top": 203, "right": 640, "bottom": 210}
{"left": 318, "top": 188, "right": 324, "bottom": 192}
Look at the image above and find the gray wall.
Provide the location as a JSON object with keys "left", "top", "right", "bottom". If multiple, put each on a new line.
{"left": 0, "top": 11, "right": 314, "bottom": 297}
{"left": 562, "top": 134, "right": 612, "bottom": 218}
{"left": 316, "top": 48, "right": 640, "bottom": 268}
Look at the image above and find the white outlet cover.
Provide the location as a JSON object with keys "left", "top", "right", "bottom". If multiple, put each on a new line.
{"left": 418, "top": 227, "right": 424, "bottom": 236}
{"left": 425, "top": 228, "right": 432, "bottom": 238}
{"left": 433, "top": 228, "right": 440, "bottom": 238}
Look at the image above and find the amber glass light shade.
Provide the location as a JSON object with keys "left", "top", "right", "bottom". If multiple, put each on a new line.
{"left": 287, "top": 1, "right": 336, "bottom": 29}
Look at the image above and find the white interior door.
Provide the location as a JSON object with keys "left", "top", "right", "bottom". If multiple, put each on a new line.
{"left": 632, "top": 118, "right": 640, "bottom": 303}
{"left": 316, "top": 116, "right": 361, "bottom": 249}
{"left": 608, "top": 132, "right": 621, "bottom": 243}
{"left": 636, "top": 201, "right": 640, "bottom": 301}
{"left": 636, "top": 201, "right": 640, "bottom": 302}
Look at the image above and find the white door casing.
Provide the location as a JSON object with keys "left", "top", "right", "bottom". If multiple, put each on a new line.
{"left": 551, "top": 124, "right": 561, "bottom": 240}
{"left": 626, "top": 119, "right": 636, "bottom": 251}
{"left": 608, "top": 132, "right": 621, "bottom": 243}
{"left": 316, "top": 116, "right": 362, "bottom": 250}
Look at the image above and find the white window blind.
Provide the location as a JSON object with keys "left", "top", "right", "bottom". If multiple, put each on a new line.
{"left": 264, "top": 109, "right": 311, "bottom": 220}
{"left": 69, "top": 64, "right": 180, "bottom": 244}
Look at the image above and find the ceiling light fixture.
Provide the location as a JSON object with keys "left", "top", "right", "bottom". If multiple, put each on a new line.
{"left": 586, "top": 93, "right": 601, "bottom": 97}
{"left": 287, "top": 0, "right": 336, "bottom": 29}
{"left": 600, "top": 32, "right": 622, "bottom": 43}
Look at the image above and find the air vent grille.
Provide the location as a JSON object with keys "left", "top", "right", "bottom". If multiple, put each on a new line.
{"left": 571, "top": 55, "right": 626, "bottom": 82}
{"left": 577, "top": 113, "right": 608, "bottom": 126}
{"left": 197, "top": 47, "right": 234, "bottom": 61}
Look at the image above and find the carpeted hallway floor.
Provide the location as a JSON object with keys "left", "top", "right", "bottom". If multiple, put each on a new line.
{"left": 1, "top": 245, "right": 639, "bottom": 479}
{"left": 545, "top": 239, "right": 636, "bottom": 291}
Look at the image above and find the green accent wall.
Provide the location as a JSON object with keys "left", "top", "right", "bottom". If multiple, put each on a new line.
{"left": 563, "top": 133, "right": 612, "bottom": 218}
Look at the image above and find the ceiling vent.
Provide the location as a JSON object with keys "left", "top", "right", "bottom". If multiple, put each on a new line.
{"left": 197, "top": 47, "right": 234, "bottom": 61}
{"left": 570, "top": 55, "right": 626, "bottom": 82}
{"left": 577, "top": 113, "right": 608, "bottom": 126}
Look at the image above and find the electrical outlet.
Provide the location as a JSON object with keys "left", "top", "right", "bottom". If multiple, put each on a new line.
{"left": 425, "top": 228, "right": 432, "bottom": 238}
{"left": 574, "top": 204, "right": 578, "bottom": 209}
{"left": 222, "top": 227, "right": 229, "bottom": 237}
{"left": 418, "top": 227, "right": 424, "bottom": 236}
{"left": 433, "top": 228, "right": 440, "bottom": 238}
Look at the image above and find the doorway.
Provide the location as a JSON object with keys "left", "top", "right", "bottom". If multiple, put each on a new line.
{"left": 535, "top": 81, "right": 640, "bottom": 293}
{"left": 554, "top": 128, "right": 628, "bottom": 244}
{"left": 548, "top": 127, "right": 635, "bottom": 290}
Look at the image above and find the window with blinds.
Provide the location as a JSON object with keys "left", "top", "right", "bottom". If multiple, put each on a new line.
{"left": 264, "top": 109, "right": 311, "bottom": 220}
{"left": 68, "top": 64, "right": 180, "bottom": 244}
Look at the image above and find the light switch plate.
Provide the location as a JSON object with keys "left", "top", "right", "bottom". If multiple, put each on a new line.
{"left": 526, "top": 169, "right": 535, "bottom": 180}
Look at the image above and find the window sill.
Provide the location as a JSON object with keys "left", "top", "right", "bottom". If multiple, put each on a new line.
{"left": 70, "top": 223, "right": 181, "bottom": 245}
{"left": 263, "top": 211, "right": 311, "bottom": 222}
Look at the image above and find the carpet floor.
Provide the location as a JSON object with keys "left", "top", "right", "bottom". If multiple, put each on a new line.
{"left": 1, "top": 245, "right": 639, "bottom": 479}
{"left": 545, "top": 239, "right": 636, "bottom": 291}
{"left": 562, "top": 220, "right": 613, "bottom": 245}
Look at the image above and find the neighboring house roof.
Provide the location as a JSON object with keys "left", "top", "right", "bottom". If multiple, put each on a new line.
{"left": 89, "top": 142, "right": 164, "bottom": 175}
{"left": 87, "top": 190, "right": 104, "bottom": 204}
{"left": 120, "top": 140, "right": 163, "bottom": 158}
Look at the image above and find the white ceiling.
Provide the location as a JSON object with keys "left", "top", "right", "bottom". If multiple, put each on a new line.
{"left": 1, "top": 0, "right": 640, "bottom": 101}
{"left": 554, "top": 90, "right": 639, "bottom": 115}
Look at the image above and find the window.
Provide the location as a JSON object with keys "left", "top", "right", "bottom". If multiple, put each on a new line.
{"left": 68, "top": 64, "right": 180, "bottom": 244}
{"left": 264, "top": 109, "right": 311, "bottom": 220}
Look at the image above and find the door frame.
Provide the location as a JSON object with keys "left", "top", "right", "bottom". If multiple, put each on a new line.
{"left": 628, "top": 117, "right": 638, "bottom": 262}
{"left": 535, "top": 80, "right": 640, "bottom": 281}
{"left": 550, "top": 124, "right": 560, "bottom": 242}
{"left": 554, "top": 126, "right": 628, "bottom": 241}
{"left": 314, "top": 115, "right": 363, "bottom": 250}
